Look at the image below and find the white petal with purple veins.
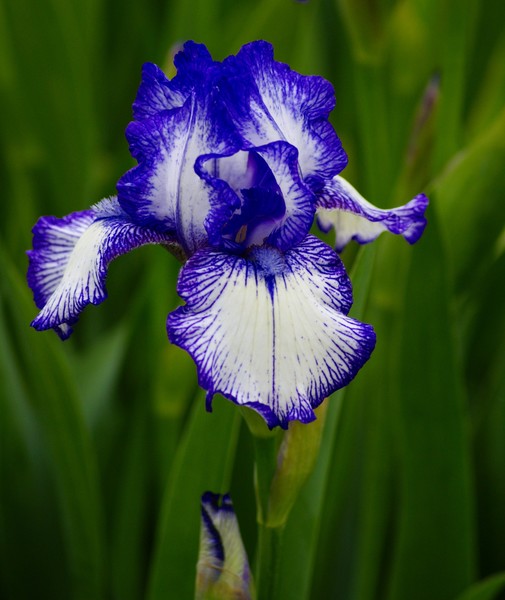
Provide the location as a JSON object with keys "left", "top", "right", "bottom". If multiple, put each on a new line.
{"left": 168, "top": 235, "right": 375, "bottom": 428}
{"left": 317, "top": 175, "right": 429, "bottom": 251}
{"left": 28, "top": 197, "right": 174, "bottom": 339}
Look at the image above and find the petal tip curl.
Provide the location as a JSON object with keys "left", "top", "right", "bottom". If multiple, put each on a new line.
{"left": 316, "top": 176, "right": 429, "bottom": 251}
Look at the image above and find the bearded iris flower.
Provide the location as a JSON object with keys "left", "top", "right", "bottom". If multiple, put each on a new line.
{"left": 27, "top": 41, "right": 428, "bottom": 428}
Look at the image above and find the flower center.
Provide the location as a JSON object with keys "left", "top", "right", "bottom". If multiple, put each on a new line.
{"left": 248, "top": 245, "right": 286, "bottom": 276}
{"left": 215, "top": 151, "right": 286, "bottom": 249}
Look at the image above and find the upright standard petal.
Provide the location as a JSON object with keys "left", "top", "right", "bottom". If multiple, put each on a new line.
{"left": 196, "top": 492, "right": 254, "bottom": 600}
{"left": 220, "top": 41, "right": 347, "bottom": 182}
{"left": 27, "top": 197, "right": 174, "bottom": 339}
{"left": 118, "top": 88, "right": 241, "bottom": 255}
{"left": 132, "top": 42, "right": 216, "bottom": 121}
{"left": 132, "top": 62, "right": 187, "bottom": 121}
{"left": 317, "top": 175, "right": 429, "bottom": 252}
{"left": 168, "top": 235, "right": 376, "bottom": 429}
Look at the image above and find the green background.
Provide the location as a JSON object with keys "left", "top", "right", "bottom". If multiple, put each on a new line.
{"left": 1, "top": 0, "right": 505, "bottom": 598}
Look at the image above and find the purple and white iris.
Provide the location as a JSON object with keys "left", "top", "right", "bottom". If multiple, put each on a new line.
{"left": 27, "top": 41, "right": 428, "bottom": 428}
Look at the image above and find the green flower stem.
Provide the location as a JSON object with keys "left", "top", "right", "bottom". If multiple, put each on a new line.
{"left": 251, "top": 431, "right": 282, "bottom": 599}
{"left": 245, "top": 405, "right": 329, "bottom": 598}
{"left": 255, "top": 522, "right": 284, "bottom": 600}
{"left": 252, "top": 434, "right": 279, "bottom": 524}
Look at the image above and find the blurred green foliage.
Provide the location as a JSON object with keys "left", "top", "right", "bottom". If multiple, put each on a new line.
{"left": 1, "top": 0, "right": 505, "bottom": 598}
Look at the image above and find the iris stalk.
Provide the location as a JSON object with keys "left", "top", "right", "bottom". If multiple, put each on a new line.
{"left": 255, "top": 521, "right": 284, "bottom": 600}
{"left": 252, "top": 433, "right": 284, "bottom": 600}
{"left": 248, "top": 405, "right": 328, "bottom": 599}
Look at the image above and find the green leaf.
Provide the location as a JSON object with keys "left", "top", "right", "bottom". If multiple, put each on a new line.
{"left": 387, "top": 207, "right": 476, "bottom": 600}
{"left": 146, "top": 394, "right": 241, "bottom": 600}
{"left": 0, "top": 247, "right": 106, "bottom": 600}
{"left": 434, "top": 105, "right": 505, "bottom": 288}
{"left": 0, "top": 303, "right": 70, "bottom": 599}
{"left": 430, "top": 0, "right": 479, "bottom": 170}
{"left": 109, "top": 399, "right": 152, "bottom": 600}
{"left": 334, "top": 0, "right": 394, "bottom": 64}
{"left": 467, "top": 35, "right": 505, "bottom": 140}
{"left": 454, "top": 574, "right": 505, "bottom": 600}
{"left": 469, "top": 254, "right": 505, "bottom": 574}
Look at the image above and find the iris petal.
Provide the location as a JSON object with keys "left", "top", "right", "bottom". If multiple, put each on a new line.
{"left": 168, "top": 235, "right": 375, "bottom": 429}
{"left": 255, "top": 141, "right": 315, "bottom": 251}
{"left": 197, "top": 150, "right": 268, "bottom": 249}
{"left": 132, "top": 62, "right": 187, "bottom": 121}
{"left": 118, "top": 89, "right": 241, "bottom": 254}
{"left": 27, "top": 197, "right": 174, "bottom": 339}
{"left": 317, "top": 175, "right": 429, "bottom": 251}
{"left": 132, "top": 42, "right": 215, "bottom": 121}
{"left": 220, "top": 40, "right": 347, "bottom": 182}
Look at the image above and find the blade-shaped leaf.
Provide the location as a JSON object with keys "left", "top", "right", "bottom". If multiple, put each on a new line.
{"left": 146, "top": 394, "right": 240, "bottom": 600}
{"left": 454, "top": 574, "right": 505, "bottom": 600}
{"left": 434, "top": 106, "right": 505, "bottom": 289}
{"left": 387, "top": 206, "right": 476, "bottom": 600}
{"left": 0, "top": 247, "right": 106, "bottom": 600}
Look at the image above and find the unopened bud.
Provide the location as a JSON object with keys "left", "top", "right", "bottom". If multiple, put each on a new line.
{"left": 196, "top": 492, "right": 255, "bottom": 600}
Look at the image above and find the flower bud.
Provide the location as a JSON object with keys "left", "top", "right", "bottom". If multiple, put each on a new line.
{"left": 196, "top": 492, "right": 255, "bottom": 600}
{"left": 266, "top": 404, "right": 328, "bottom": 528}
